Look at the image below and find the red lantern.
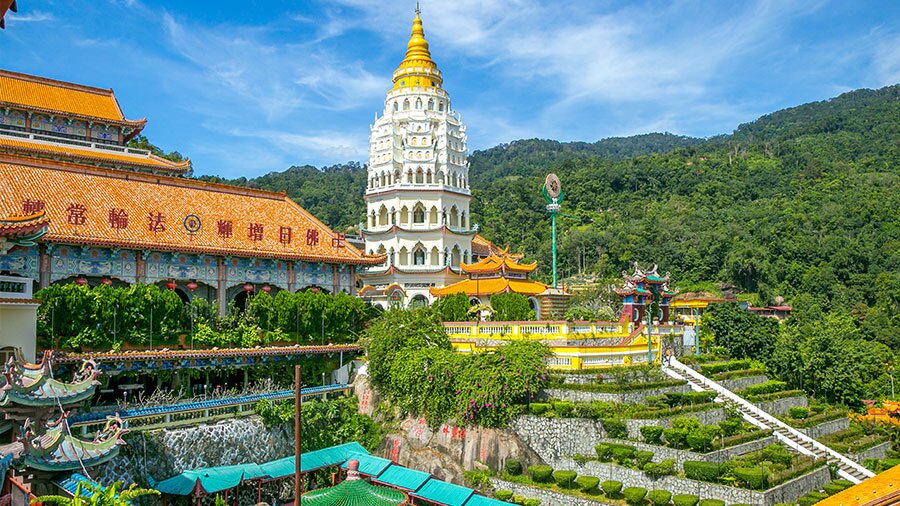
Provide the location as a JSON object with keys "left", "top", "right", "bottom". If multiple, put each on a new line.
{"left": 310, "top": 286, "right": 319, "bottom": 293}
{"left": 186, "top": 282, "right": 199, "bottom": 291}
{"left": 100, "top": 279, "right": 112, "bottom": 285}
{"left": 166, "top": 281, "right": 177, "bottom": 290}
{"left": 261, "top": 285, "right": 271, "bottom": 293}
{"left": 75, "top": 278, "right": 88, "bottom": 286}
{"left": 243, "top": 284, "right": 254, "bottom": 292}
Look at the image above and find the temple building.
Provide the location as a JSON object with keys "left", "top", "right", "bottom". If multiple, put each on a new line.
{"left": 0, "top": 69, "right": 382, "bottom": 313}
{"left": 358, "top": 7, "right": 476, "bottom": 308}
{"left": 614, "top": 262, "right": 677, "bottom": 323}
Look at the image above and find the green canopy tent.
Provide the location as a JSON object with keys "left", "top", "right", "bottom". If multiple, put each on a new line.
{"left": 300, "top": 459, "right": 408, "bottom": 506}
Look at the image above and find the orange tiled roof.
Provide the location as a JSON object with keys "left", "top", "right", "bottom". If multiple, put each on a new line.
{"left": 0, "top": 157, "right": 383, "bottom": 265}
{"left": 471, "top": 233, "right": 522, "bottom": 259}
{"left": 819, "top": 465, "right": 900, "bottom": 506}
{"left": 430, "top": 277, "right": 549, "bottom": 297}
{"left": 0, "top": 69, "right": 145, "bottom": 128}
{"left": 0, "top": 135, "right": 191, "bottom": 172}
{"left": 0, "top": 209, "right": 50, "bottom": 238}
{"left": 461, "top": 248, "right": 537, "bottom": 275}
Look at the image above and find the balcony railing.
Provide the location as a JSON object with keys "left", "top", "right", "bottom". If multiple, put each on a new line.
{"left": 0, "top": 275, "right": 33, "bottom": 299}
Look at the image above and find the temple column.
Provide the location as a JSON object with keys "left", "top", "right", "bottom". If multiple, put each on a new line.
{"left": 288, "top": 261, "right": 295, "bottom": 292}
{"left": 136, "top": 251, "right": 147, "bottom": 284}
{"left": 331, "top": 265, "right": 339, "bottom": 294}
{"left": 217, "top": 257, "right": 227, "bottom": 316}
{"left": 38, "top": 244, "right": 50, "bottom": 289}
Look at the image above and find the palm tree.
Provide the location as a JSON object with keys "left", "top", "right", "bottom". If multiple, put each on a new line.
{"left": 32, "top": 480, "right": 160, "bottom": 505}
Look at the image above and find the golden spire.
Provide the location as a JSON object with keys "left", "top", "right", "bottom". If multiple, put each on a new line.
{"left": 392, "top": 5, "right": 443, "bottom": 90}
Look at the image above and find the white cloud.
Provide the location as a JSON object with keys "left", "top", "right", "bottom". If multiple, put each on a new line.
{"left": 873, "top": 33, "right": 900, "bottom": 86}
{"left": 6, "top": 11, "right": 55, "bottom": 23}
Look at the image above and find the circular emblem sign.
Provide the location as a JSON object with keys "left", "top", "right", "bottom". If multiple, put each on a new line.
{"left": 545, "top": 173, "right": 562, "bottom": 198}
{"left": 183, "top": 214, "right": 202, "bottom": 233}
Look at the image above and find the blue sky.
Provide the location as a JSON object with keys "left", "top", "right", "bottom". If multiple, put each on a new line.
{"left": 2, "top": 1, "right": 898, "bottom": 179}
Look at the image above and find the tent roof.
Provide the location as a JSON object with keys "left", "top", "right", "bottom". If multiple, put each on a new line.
{"left": 154, "top": 463, "right": 266, "bottom": 496}
{"left": 415, "top": 479, "right": 474, "bottom": 506}
{"left": 300, "top": 478, "right": 407, "bottom": 506}
{"left": 374, "top": 464, "right": 431, "bottom": 492}
{"left": 463, "top": 494, "right": 512, "bottom": 506}
{"left": 339, "top": 454, "right": 392, "bottom": 477}
{"left": 300, "top": 442, "right": 369, "bottom": 473}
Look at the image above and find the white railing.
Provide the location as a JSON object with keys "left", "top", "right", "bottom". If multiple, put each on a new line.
{"left": 442, "top": 321, "right": 641, "bottom": 339}
{"left": 664, "top": 357, "right": 873, "bottom": 483}
{"left": 0, "top": 275, "right": 33, "bottom": 299}
{"left": 0, "top": 129, "right": 150, "bottom": 156}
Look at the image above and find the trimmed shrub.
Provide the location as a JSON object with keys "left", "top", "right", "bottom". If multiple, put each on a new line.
{"left": 523, "top": 499, "right": 541, "bottom": 506}
{"left": 641, "top": 426, "right": 664, "bottom": 444}
{"left": 552, "top": 401, "right": 574, "bottom": 417}
{"left": 636, "top": 450, "right": 654, "bottom": 468}
{"left": 698, "top": 500, "right": 725, "bottom": 506}
{"left": 528, "top": 465, "right": 553, "bottom": 483}
{"left": 744, "top": 380, "right": 788, "bottom": 396}
{"left": 831, "top": 479, "right": 854, "bottom": 489}
{"left": 612, "top": 446, "right": 637, "bottom": 464}
{"left": 648, "top": 490, "right": 673, "bottom": 506}
{"left": 672, "top": 494, "right": 699, "bottom": 506}
{"left": 761, "top": 444, "right": 793, "bottom": 466}
{"left": 595, "top": 444, "right": 613, "bottom": 462}
{"left": 663, "top": 427, "right": 689, "bottom": 448}
{"left": 552, "top": 470, "right": 577, "bottom": 489}
{"left": 644, "top": 459, "right": 676, "bottom": 478}
{"left": 798, "top": 492, "right": 828, "bottom": 506}
{"left": 684, "top": 461, "right": 721, "bottom": 482}
{"left": 576, "top": 476, "right": 600, "bottom": 493}
{"left": 789, "top": 407, "right": 810, "bottom": 420}
{"left": 700, "top": 359, "right": 753, "bottom": 375}
{"left": 512, "top": 495, "right": 526, "bottom": 505}
{"left": 623, "top": 487, "right": 648, "bottom": 506}
{"left": 529, "top": 403, "right": 551, "bottom": 415}
{"left": 733, "top": 467, "right": 768, "bottom": 490}
{"left": 602, "top": 480, "right": 623, "bottom": 497}
{"left": 824, "top": 480, "right": 853, "bottom": 495}
{"left": 505, "top": 459, "right": 523, "bottom": 476}
{"left": 601, "top": 418, "right": 628, "bottom": 439}
{"left": 686, "top": 431, "right": 714, "bottom": 453}
{"left": 494, "top": 490, "right": 513, "bottom": 501}
{"left": 718, "top": 419, "right": 742, "bottom": 437}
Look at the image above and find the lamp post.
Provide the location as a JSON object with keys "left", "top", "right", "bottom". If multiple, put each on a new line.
{"left": 646, "top": 289, "right": 661, "bottom": 363}
{"left": 542, "top": 174, "right": 564, "bottom": 288}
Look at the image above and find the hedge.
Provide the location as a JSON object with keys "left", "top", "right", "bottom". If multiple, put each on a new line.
{"left": 745, "top": 390, "right": 805, "bottom": 402}
{"left": 529, "top": 403, "right": 551, "bottom": 415}
{"left": 697, "top": 500, "right": 725, "bottom": 506}
{"left": 717, "top": 429, "right": 771, "bottom": 449}
{"left": 494, "top": 490, "right": 513, "bottom": 501}
{"left": 733, "top": 467, "right": 768, "bottom": 490}
{"left": 623, "top": 487, "right": 648, "bottom": 506}
{"left": 783, "top": 407, "right": 846, "bottom": 428}
{"left": 743, "top": 380, "right": 788, "bottom": 396}
{"left": 505, "top": 459, "right": 523, "bottom": 476}
{"left": 636, "top": 450, "right": 654, "bottom": 468}
{"left": 553, "top": 470, "right": 577, "bottom": 488}
{"left": 641, "top": 425, "right": 664, "bottom": 444}
{"left": 523, "top": 500, "right": 541, "bottom": 506}
{"left": 632, "top": 403, "right": 718, "bottom": 419}
{"left": 552, "top": 401, "right": 574, "bottom": 417}
{"left": 644, "top": 459, "right": 676, "bottom": 478}
{"left": 528, "top": 465, "right": 554, "bottom": 483}
{"left": 709, "top": 368, "right": 765, "bottom": 381}
{"left": 512, "top": 495, "right": 525, "bottom": 505}
{"left": 551, "top": 379, "right": 686, "bottom": 393}
{"left": 576, "top": 476, "right": 600, "bottom": 493}
{"left": 601, "top": 418, "right": 628, "bottom": 439}
{"left": 601, "top": 480, "right": 623, "bottom": 496}
{"left": 595, "top": 444, "right": 613, "bottom": 462}
{"left": 672, "top": 494, "right": 699, "bottom": 506}
{"left": 613, "top": 446, "right": 637, "bottom": 464}
{"left": 699, "top": 359, "right": 753, "bottom": 375}
{"left": 648, "top": 490, "right": 673, "bottom": 506}
{"left": 683, "top": 461, "right": 721, "bottom": 482}
{"left": 798, "top": 492, "right": 828, "bottom": 506}
{"left": 789, "top": 407, "right": 810, "bottom": 420}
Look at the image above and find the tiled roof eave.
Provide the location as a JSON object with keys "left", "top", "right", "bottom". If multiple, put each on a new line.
{"left": 42, "top": 234, "right": 385, "bottom": 266}
{"left": 0, "top": 100, "right": 146, "bottom": 130}
{"left": 0, "top": 143, "right": 191, "bottom": 172}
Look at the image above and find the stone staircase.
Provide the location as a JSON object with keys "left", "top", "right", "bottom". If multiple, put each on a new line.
{"left": 663, "top": 357, "right": 874, "bottom": 483}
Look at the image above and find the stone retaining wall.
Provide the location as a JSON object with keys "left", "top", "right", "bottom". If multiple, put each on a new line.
{"left": 541, "top": 383, "right": 691, "bottom": 404}
{"left": 753, "top": 395, "right": 808, "bottom": 416}
{"left": 489, "top": 478, "right": 616, "bottom": 506}
{"left": 594, "top": 436, "right": 778, "bottom": 469}
{"left": 799, "top": 417, "right": 849, "bottom": 439}
{"left": 624, "top": 409, "right": 727, "bottom": 439}
{"left": 718, "top": 375, "right": 769, "bottom": 391}
{"left": 551, "top": 457, "right": 831, "bottom": 506}
{"left": 849, "top": 441, "right": 892, "bottom": 463}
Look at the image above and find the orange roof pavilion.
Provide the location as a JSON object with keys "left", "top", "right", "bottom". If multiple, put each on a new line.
{"left": 430, "top": 248, "right": 548, "bottom": 297}
{"left": 819, "top": 464, "right": 900, "bottom": 506}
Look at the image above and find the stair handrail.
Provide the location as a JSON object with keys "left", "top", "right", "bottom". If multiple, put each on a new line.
{"left": 666, "top": 357, "right": 874, "bottom": 480}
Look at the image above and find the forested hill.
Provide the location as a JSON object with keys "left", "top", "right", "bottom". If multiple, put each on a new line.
{"left": 198, "top": 84, "right": 899, "bottom": 313}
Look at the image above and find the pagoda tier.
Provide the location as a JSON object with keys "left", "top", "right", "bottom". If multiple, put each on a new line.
{"left": 1, "top": 351, "right": 99, "bottom": 423}
{"left": 459, "top": 247, "right": 536, "bottom": 279}
{"left": 615, "top": 262, "right": 678, "bottom": 323}
{"left": 1, "top": 414, "right": 127, "bottom": 473}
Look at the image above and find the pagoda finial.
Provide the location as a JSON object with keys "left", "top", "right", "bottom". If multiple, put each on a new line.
{"left": 392, "top": 4, "right": 442, "bottom": 89}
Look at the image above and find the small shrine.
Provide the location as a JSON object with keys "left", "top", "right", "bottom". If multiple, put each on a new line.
{"left": 615, "top": 262, "right": 677, "bottom": 323}
{"left": 429, "top": 248, "right": 570, "bottom": 319}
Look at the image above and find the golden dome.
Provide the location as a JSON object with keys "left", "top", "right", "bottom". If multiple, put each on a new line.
{"left": 392, "top": 6, "right": 443, "bottom": 90}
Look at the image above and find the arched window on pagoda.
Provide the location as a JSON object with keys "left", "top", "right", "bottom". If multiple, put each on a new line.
{"left": 411, "top": 138, "right": 417, "bottom": 146}
{"left": 377, "top": 245, "right": 388, "bottom": 265}
{"left": 407, "top": 169, "right": 413, "bottom": 184}
{"left": 370, "top": 211, "right": 376, "bottom": 228}
{"left": 415, "top": 168, "right": 424, "bottom": 184}
{"left": 428, "top": 98, "right": 435, "bottom": 110}
{"left": 460, "top": 211, "right": 467, "bottom": 229}
{"left": 464, "top": 249, "right": 470, "bottom": 263}
{"left": 426, "top": 169, "right": 433, "bottom": 184}
{"left": 429, "top": 206, "right": 439, "bottom": 225}
{"left": 431, "top": 246, "right": 440, "bottom": 265}
{"left": 378, "top": 206, "right": 389, "bottom": 226}
{"left": 413, "top": 204, "right": 426, "bottom": 224}
{"left": 400, "top": 206, "right": 409, "bottom": 225}
{"left": 449, "top": 206, "right": 459, "bottom": 227}
{"left": 439, "top": 102, "right": 445, "bottom": 112}
{"left": 394, "top": 170, "right": 401, "bottom": 183}
{"left": 451, "top": 246, "right": 461, "bottom": 268}
{"left": 403, "top": 99, "right": 410, "bottom": 111}
{"left": 416, "top": 98, "right": 422, "bottom": 109}
{"left": 413, "top": 245, "right": 426, "bottom": 265}
{"left": 398, "top": 247, "right": 409, "bottom": 266}
{"left": 393, "top": 102, "right": 399, "bottom": 112}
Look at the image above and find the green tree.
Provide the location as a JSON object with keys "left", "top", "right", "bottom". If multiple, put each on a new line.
{"left": 490, "top": 293, "right": 535, "bottom": 321}
{"left": 701, "top": 302, "right": 778, "bottom": 360}
{"left": 32, "top": 480, "right": 160, "bottom": 505}
{"left": 432, "top": 292, "right": 472, "bottom": 321}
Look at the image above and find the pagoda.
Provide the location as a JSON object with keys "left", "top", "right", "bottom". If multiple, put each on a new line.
{"left": 614, "top": 262, "right": 677, "bottom": 323}
{"left": 300, "top": 459, "right": 408, "bottom": 506}
{"left": 358, "top": 7, "right": 475, "bottom": 309}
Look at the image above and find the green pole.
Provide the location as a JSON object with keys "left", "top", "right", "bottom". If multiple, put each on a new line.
{"left": 551, "top": 210, "right": 558, "bottom": 288}
{"left": 647, "top": 301, "right": 653, "bottom": 363}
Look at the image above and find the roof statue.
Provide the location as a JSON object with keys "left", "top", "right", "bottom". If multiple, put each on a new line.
{"left": 18, "top": 414, "right": 127, "bottom": 472}
{"left": 0, "top": 209, "right": 49, "bottom": 254}
{"left": 1, "top": 351, "right": 99, "bottom": 410}
{"left": 300, "top": 459, "right": 408, "bottom": 506}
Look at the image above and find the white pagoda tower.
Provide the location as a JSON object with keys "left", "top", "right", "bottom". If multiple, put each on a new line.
{"left": 358, "top": 7, "right": 474, "bottom": 308}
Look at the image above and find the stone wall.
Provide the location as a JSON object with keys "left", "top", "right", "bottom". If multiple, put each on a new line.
{"left": 489, "top": 478, "right": 615, "bottom": 506}
{"left": 624, "top": 408, "right": 727, "bottom": 439}
{"left": 550, "top": 457, "right": 831, "bottom": 506}
{"left": 95, "top": 416, "right": 293, "bottom": 487}
{"left": 540, "top": 383, "right": 691, "bottom": 404}
{"left": 753, "top": 395, "right": 808, "bottom": 416}
{"left": 849, "top": 441, "right": 892, "bottom": 463}
{"left": 593, "top": 436, "right": 778, "bottom": 470}
{"left": 718, "top": 375, "right": 769, "bottom": 391}
{"left": 800, "top": 417, "right": 849, "bottom": 439}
